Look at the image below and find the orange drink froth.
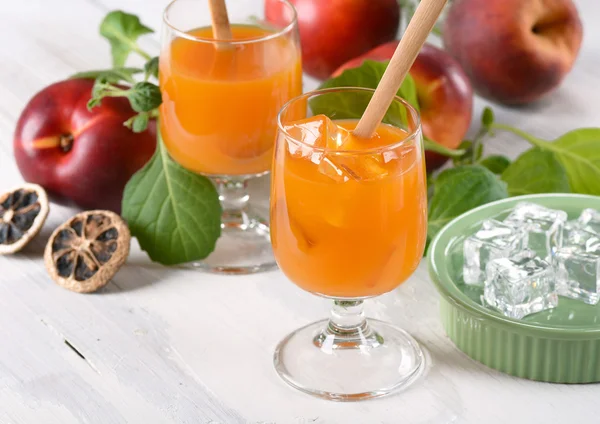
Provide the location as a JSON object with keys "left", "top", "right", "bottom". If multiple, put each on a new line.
{"left": 271, "top": 115, "right": 427, "bottom": 298}
{"left": 160, "top": 25, "right": 302, "bottom": 175}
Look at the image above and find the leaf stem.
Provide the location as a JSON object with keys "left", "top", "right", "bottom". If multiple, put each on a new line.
{"left": 100, "top": 90, "right": 130, "bottom": 98}
{"left": 470, "top": 127, "right": 488, "bottom": 163}
{"left": 490, "top": 123, "right": 549, "bottom": 149}
{"left": 133, "top": 45, "right": 152, "bottom": 61}
{"left": 423, "top": 136, "right": 466, "bottom": 157}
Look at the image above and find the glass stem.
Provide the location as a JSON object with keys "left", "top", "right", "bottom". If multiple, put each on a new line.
{"left": 314, "top": 300, "right": 382, "bottom": 350}
{"left": 213, "top": 177, "right": 250, "bottom": 229}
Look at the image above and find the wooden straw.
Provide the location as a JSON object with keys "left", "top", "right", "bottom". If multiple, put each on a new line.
{"left": 208, "top": 0, "right": 232, "bottom": 49}
{"left": 352, "top": 0, "right": 448, "bottom": 139}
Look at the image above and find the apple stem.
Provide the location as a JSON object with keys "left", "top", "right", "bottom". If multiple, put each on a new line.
{"left": 60, "top": 134, "right": 74, "bottom": 153}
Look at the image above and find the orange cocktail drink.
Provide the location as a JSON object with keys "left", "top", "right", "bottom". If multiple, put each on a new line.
{"left": 271, "top": 88, "right": 428, "bottom": 400}
{"left": 160, "top": 24, "right": 302, "bottom": 176}
{"left": 271, "top": 88, "right": 427, "bottom": 400}
{"left": 159, "top": 0, "right": 300, "bottom": 274}
{"left": 272, "top": 92, "right": 427, "bottom": 298}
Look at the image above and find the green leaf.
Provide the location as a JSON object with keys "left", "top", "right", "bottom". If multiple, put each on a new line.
{"left": 124, "top": 113, "right": 150, "bottom": 133}
{"left": 423, "top": 137, "right": 465, "bottom": 158}
{"left": 492, "top": 124, "right": 600, "bottom": 195}
{"left": 312, "top": 60, "right": 420, "bottom": 127}
{"left": 71, "top": 67, "right": 143, "bottom": 84}
{"left": 127, "top": 82, "right": 162, "bottom": 112}
{"left": 479, "top": 155, "right": 511, "bottom": 174}
{"left": 144, "top": 57, "right": 159, "bottom": 80}
{"left": 501, "top": 148, "right": 570, "bottom": 196}
{"left": 544, "top": 129, "right": 600, "bottom": 195}
{"left": 481, "top": 107, "right": 494, "bottom": 129}
{"left": 428, "top": 165, "right": 508, "bottom": 240}
{"left": 122, "top": 137, "right": 222, "bottom": 265}
{"left": 100, "top": 10, "right": 153, "bottom": 67}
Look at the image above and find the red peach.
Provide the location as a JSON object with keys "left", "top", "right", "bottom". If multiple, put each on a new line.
{"left": 265, "top": 0, "right": 400, "bottom": 80}
{"left": 333, "top": 42, "right": 474, "bottom": 171}
{"left": 443, "top": 0, "right": 583, "bottom": 105}
{"left": 13, "top": 78, "right": 156, "bottom": 213}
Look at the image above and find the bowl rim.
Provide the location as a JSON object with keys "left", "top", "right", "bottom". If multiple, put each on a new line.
{"left": 427, "top": 193, "right": 600, "bottom": 337}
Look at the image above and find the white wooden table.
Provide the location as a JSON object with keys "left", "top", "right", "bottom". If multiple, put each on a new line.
{"left": 1, "top": 0, "right": 599, "bottom": 423}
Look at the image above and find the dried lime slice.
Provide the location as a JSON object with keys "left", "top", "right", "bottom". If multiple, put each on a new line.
{"left": 44, "top": 210, "right": 130, "bottom": 293}
{"left": 0, "top": 183, "right": 49, "bottom": 254}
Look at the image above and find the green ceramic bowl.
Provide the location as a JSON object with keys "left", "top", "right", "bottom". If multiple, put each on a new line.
{"left": 428, "top": 193, "right": 600, "bottom": 383}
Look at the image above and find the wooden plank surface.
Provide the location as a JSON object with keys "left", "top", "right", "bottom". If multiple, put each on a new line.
{"left": 0, "top": 0, "right": 599, "bottom": 423}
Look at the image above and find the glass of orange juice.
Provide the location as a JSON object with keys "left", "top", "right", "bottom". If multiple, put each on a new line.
{"left": 271, "top": 87, "right": 428, "bottom": 400}
{"left": 160, "top": 0, "right": 301, "bottom": 273}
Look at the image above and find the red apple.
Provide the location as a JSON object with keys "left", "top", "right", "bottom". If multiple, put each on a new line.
{"left": 443, "top": 0, "right": 583, "bottom": 105}
{"left": 333, "top": 42, "right": 474, "bottom": 171}
{"left": 265, "top": 0, "right": 400, "bottom": 80}
{"left": 13, "top": 78, "right": 156, "bottom": 213}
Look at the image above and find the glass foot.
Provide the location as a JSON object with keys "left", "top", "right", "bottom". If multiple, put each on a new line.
{"left": 274, "top": 316, "right": 425, "bottom": 401}
{"left": 189, "top": 208, "right": 277, "bottom": 274}
{"left": 187, "top": 176, "right": 277, "bottom": 274}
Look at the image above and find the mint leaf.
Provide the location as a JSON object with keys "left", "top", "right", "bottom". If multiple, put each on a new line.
{"left": 491, "top": 123, "right": 600, "bottom": 195}
{"left": 127, "top": 82, "right": 162, "bottom": 112}
{"left": 124, "top": 112, "right": 150, "bottom": 133}
{"left": 144, "top": 57, "right": 159, "bottom": 80}
{"left": 428, "top": 165, "right": 508, "bottom": 240}
{"left": 543, "top": 129, "right": 600, "bottom": 195}
{"left": 481, "top": 107, "right": 494, "bottom": 129}
{"left": 479, "top": 155, "right": 511, "bottom": 174}
{"left": 313, "top": 60, "right": 420, "bottom": 127}
{"left": 493, "top": 124, "right": 600, "bottom": 195}
{"left": 122, "top": 137, "right": 221, "bottom": 265}
{"left": 501, "top": 148, "right": 570, "bottom": 196}
{"left": 100, "top": 11, "right": 153, "bottom": 67}
{"left": 71, "top": 67, "right": 143, "bottom": 84}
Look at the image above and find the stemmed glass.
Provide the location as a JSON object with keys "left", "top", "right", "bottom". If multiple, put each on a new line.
{"left": 271, "top": 87, "right": 428, "bottom": 400}
{"left": 160, "top": 0, "right": 301, "bottom": 273}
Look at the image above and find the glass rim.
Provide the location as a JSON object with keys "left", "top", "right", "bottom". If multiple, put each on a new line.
{"left": 276, "top": 87, "right": 422, "bottom": 155}
{"left": 162, "top": 0, "right": 298, "bottom": 45}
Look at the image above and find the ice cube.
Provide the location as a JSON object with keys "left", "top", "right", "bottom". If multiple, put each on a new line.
{"left": 484, "top": 249, "right": 558, "bottom": 319}
{"left": 283, "top": 115, "right": 338, "bottom": 148}
{"left": 463, "top": 219, "right": 527, "bottom": 286}
{"left": 318, "top": 154, "right": 388, "bottom": 182}
{"left": 285, "top": 115, "right": 351, "bottom": 166}
{"left": 503, "top": 202, "right": 567, "bottom": 260}
{"left": 318, "top": 156, "right": 353, "bottom": 183}
{"left": 563, "top": 222, "right": 600, "bottom": 251}
{"left": 578, "top": 208, "right": 600, "bottom": 235}
{"left": 554, "top": 224, "right": 600, "bottom": 304}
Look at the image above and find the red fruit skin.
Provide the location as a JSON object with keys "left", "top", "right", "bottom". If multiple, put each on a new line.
{"left": 265, "top": 0, "right": 400, "bottom": 80}
{"left": 333, "top": 42, "right": 474, "bottom": 172}
{"left": 13, "top": 78, "right": 156, "bottom": 213}
{"left": 443, "top": 0, "right": 583, "bottom": 105}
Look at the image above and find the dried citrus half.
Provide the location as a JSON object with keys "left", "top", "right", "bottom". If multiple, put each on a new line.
{"left": 44, "top": 210, "right": 130, "bottom": 293}
{"left": 0, "top": 183, "right": 49, "bottom": 254}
